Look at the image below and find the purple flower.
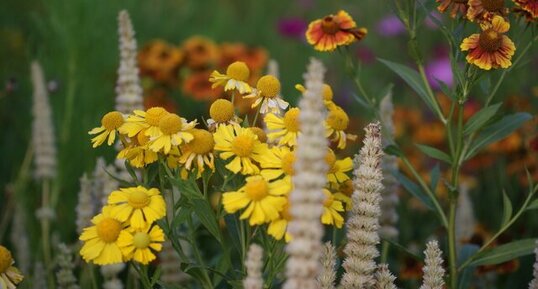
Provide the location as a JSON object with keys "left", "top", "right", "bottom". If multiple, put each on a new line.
{"left": 277, "top": 18, "right": 307, "bottom": 39}
{"left": 425, "top": 57, "right": 453, "bottom": 89}
{"left": 376, "top": 15, "right": 406, "bottom": 37}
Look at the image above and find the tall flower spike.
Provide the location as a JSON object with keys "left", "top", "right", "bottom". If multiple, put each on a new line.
{"left": 283, "top": 58, "right": 328, "bottom": 289}
{"left": 31, "top": 61, "right": 57, "bottom": 180}
{"left": 56, "top": 244, "right": 80, "bottom": 289}
{"left": 379, "top": 93, "right": 399, "bottom": 241}
{"left": 76, "top": 173, "right": 95, "bottom": 234}
{"left": 32, "top": 262, "right": 47, "bottom": 289}
{"left": 455, "top": 183, "right": 475, "bottom": 247}
{"left": 243, "top": 244, "right": 264, "bottom": 289}
{"left": 10, "top": 208, "right": 30, "bottom": 274}
{"left": 375, "top": 264, "right": 397, "bottom": 289}
{"left": 420, "top": 240, "right": 445, "bottom": 289}
{"left": 92, "top": 157, "right": 119, "bottom": 208}
{"left": 101, "top": 264, "right": 125, "bottom": 289}
{"left": 341, "top": 122, "right": 384, "bottom": 289}
{"left": 267, "top": 59, "right": 280, "bottom": 80}
{"left": 317, "top": 242, "right": 337, "bottom": 289}
{"left": 529, "top": 241, "right": 538, "bottom": 289}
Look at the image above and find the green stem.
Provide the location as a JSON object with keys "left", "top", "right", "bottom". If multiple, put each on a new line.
{"left": 187, "top": 215, "right": 213, "bottom": 289}
{"left": 252, "top": 101, "right": 262, "bottom": 127}
{"left": 380, "top": 241, "right": 390, "bottom": 264}
{"left": 417, "top": 63, "right": 447, "bottom": 124}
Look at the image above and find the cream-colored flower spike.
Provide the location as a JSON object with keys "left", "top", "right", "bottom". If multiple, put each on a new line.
{"left": 379, "top": 93, "right": 399, "bottom": 240}
{"left": 420, "top": 240, "right": 446, "bottom": 289}
{"left": 31, "top": 61, "right": 57, "bottom": 180}
{"left": 529, "top": 241, "right": 538, "bottom": 289}
{"left": 341, "top": 122, "right": 384, "bottom": 289}
{"left": 317, "top": 242, "right": 337, "bottom": 289}
{"left": 76, "top": 173, "right": 95, "bottom": 234}
{"left": 283, "top": 58, "right": 328, "bottom": 289}
{"left": 243, "top": 244, "right": 264, "bottom": 289}
{"left": 56, "top": 244, "right": 80, "bottom": 289}
{"left": 375, "top": 264, "right": 397, "bottom": 289}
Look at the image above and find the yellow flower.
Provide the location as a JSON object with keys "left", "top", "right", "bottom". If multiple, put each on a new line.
{"left": 460, "top": 16, "right": 515, "bottom": 70}
{"left": 332, "top": 179, "right": 354, "bottom": 210}
{"left": 244, "top": 75, "right": 289, "bottom": 114}
{"left": 326, "top": 149, "right": 353, "bottom": 184}
{"left": 213, "top": 124, "right": 269, "bottom": 175}
{"left": 267, "top": 199, "right": 292, "bottom": 242}
{"left": 222, "top": 175, "right": 290, "bottom": 225}
{"left": 321, "top": 189, "right": 345, "bottom": 228}
{"left": 209, "top": 61, "right": 252, "bottom": 94}
{"left": 107, "top": 186, "right": 166, "bottom": 229}
{"left": 120, "top": 107, "right": 170, "bottom": 138}
{"left": 249, "top": 127, "right": 268, "bottom": 143}
{"left": 326, "top": 106, "right": 356, "bottom": 149}
{"left": 179, "top": 129, "right": 215, "bottom": 176}
{"left": 259, "top": 146, "right": 295, "bottom": 181}
{"left": 117, "top": 129, "right": 158, "bottom": 168}
{"left": 305, "top": 10, "right": 367, "bottom": 52}
{"left": 118, "top": 225, "right": 165, "bottom": 265}
{"left": 89, "top": 111, "right": 125, "bottom": 148}
{"left": 79, "top": 207, "right": 130, "bottom": 265}
{"left": 295, "top": 83, "right": 336, "bottom": 110}
{"left": 207, "top": 99, "right": 241, "bottom": 130}
{"left": 264, "top": 108, "right": 300, "bottom": 147}
{"left": 0, "top": 245, "right": 23, "bottom": 288}
{"left": 148, "top": 113, "right": 196, "bottom": 154}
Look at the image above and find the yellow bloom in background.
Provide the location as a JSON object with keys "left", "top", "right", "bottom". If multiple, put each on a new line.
{"left": 326, "top": 149, "right": 353, "bottom": 184}
{"left": 213, "top": 124, "right": 269, "bottom": 175}
{"left": 305, "top": 10, "right": 367, "bottom": 52}
{"left": 117, "top": 129, "right": 158, "bottom": 168}
{"left": 332, "top": 179, "right": 354, "bottom": 210}
{"left": 209, "top": 61, "right": 252, "bottom": 94}
{"left": 179, "top": 129, "right": 215, "bottom": 176}
{"left": 249, "top": 127, "right": 268, "bottom": 143}
{"left": 107, "top": 186, "right": 166, "bottom": 229}
{"left": 321, "top": 189, "right": 345, "bottom": 228}
{"left": 207, "top": 99, "right": 241, "bottom": 131}
{"left": 222, "top": 175, "right": 289, "bottom": 225}
{"left": 460, "top": 16, "right": 515, "bottom": 70}
{"left": 0, "top": 245, "right": 24, "bottom": 289}
{"left": 120, "top": 107, "right": 170, "bottom": 138}
{"left": 165, "top": 146, "right": 182, "bottom": 169}
{"left": 259, "top": 146, "right": 295, "bottom": 182}
{"left": 326, "top": 106, "right": 356, "bottom": 149}
{"left": 264, "top": 107, "right": 300, "bottom": 147}
{"left": 244, "top": 75, "right": 289, "bottom": 114}
{"left": 268, "top": 200, "right": 292, "bottom": 242}
{"left": 295, "top": 83, "right": 336, "bottom": 110}
{"left": 118, "top": 225, "right": 165, "bottom": 265}
{"left": 89, "top": 111, "right": 125, "bottom": 148}
{"left": 148, "top": 113, "right": 196, "bottom": 154}
{"left": 79, "top": 207, "right": 129, "bottom": 265}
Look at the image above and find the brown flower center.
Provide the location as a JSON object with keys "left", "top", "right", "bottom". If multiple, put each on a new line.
{"left": 479, "top": 29, "right": 503, "bottom": 52}
{"left": 482, "top": 0, "right": 504, "bottom": 11}
{"left": 321, "top": 16, "right": 340, "bottom": 34}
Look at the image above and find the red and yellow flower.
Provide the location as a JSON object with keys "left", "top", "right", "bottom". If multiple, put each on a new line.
{"left": 436, "top": 0, "right": 469, "bottom": 18}
{"left": 513, "top": 0, "right": 538, "bottom": 18}
{"left": 467, "top": 0, "right": 509, "bottom": 21}
{"left": 305, "top": 10, "right": 367, "bottom": 52}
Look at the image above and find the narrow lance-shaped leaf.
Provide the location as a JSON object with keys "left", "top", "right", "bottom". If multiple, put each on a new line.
{"left": 501, "top": 190, "right": 513, "bottom": 227}
{"left": 394, "top": 171, "right": 434, "bottom": 210}
{"left": 416, "top": 143, "right": 452, "bottom": 164}
{"left": 463, "top": 103, "right": 502, "bottom": 135}
{"left": 468, "top": 239, "right": 537, "bottom": 267}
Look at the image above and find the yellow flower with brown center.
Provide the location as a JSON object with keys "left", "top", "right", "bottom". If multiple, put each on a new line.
{"left": 79, "top": 207, "right": 130, "bottom": 265}
{"left": 179, "top": 129, "right": 215, "bottom": 176}
{"left": 213, "top": 124, "right": 269, "bottom": 175}
{"left": 120, "top": 107, "right": 170, "bottom": 138}
{"left": 436, "top": 0, "right": 469, "bottom": 18}
{"left": 460, "top": 16, "right": 515, "bottom": 70}
{"left": 513, "top": 0, "right": 538, "bottom": 19}
{"left": 148, "top": 113, "right": 196, "bottom": 154}
{"left": 117, "top": 225, "right": 165, "bottom": 265}
{"left": 107, "top": 186, "right": 166, "bottom": 229}
{"left": 222, "top": 175, "right": 290, "bottom": 225}
{"left": 0, "top": 245, "right": 24, "bottom": 288}
{"left": 325, "top": 149, "right": 353, "bottom": 183}
{"left": 467, "top": 0, "right": 509, "bottom": 21}
{"left": 209, "top": 61, "right": 252, "bottom": 94}
{"left": 182, "top": 36, "right": 220, "bottom": 69}
{"left": 89, "top": 111, "right": 125, "bottom": 148}
{"left": 244, "top": 75, "right": 289, "bottom": 114}
{"left": 305, "top": 10, "right": 367, "bottom": 52}
{"left": 321, "top": 189, "right": 345, "bottom": 228}
{"left": 325, "top": 106, "right": 357, "bottom": 149}
{"left": 264, "top": 107, "right": 301, "bottom": 147}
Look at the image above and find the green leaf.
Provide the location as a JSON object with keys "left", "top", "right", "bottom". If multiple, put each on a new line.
{"left": 463, "top": 103, "right": 502, "bottom": 135}
{"left": 458, "top": 244, "right": 480, "bottom": 289}
{"left": 394, "top": 171, "right": 434, "bottom": 210}
{"left": 468, "top": 239, "right": 537, "bottom": 267}
{"left": 526, "top": 199, "right": 538, "bottom": 211}
{"left": 382, "top": 238, "right": 423, "bottom": 261}
{"left": 191, "top": 198, "right": 222, "bottom": 243}
{"left": 501, "top": 190, "right": 513, "bottom": 227}
{"left": 430, "top": 164, "right": 441, "bottom": 192}
{"left": 378, "top": 58, "right": 435, "bottom": 112}
{"left": 465, "top": 113, "right": 532, "bottom": 159}
{"left": 416, "top": 144, "right": 452, "bottom": 164}
{"left": 384, "top": 144, "right": 403, "bottom": 157}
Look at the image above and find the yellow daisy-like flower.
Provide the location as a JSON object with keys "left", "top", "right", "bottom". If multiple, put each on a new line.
{"left": 148, "top": 113, "right": 196, "bottom": 154}
{"left": 209, "top": 61, "right": 252, "bottom": 94}
{"left": 321, "top": 189, "right": 345, "bottom": 228}
{"left": 259, "top": 146, "right": 295, "bottom": 182}
{"left": 207, "top": 99, "right": 241, "bottom": 131}
{"left": 267, "top": 199, "right": 292, "bottom": 242}
{"left": 179, "top": 129, "right": 215, "bottom": 176}
{"left": 119, "top": 107, "right": 170, "bottom": 138}
{"left": 117, "top": 129, "right": 158, "bottom": 168}
{"left": 118, "top": 225, "right": 165, "bottom": 265}
{"left": 333, "top": 179, "right": 354, "bottom": 210}
{"left": 326, "top": 149, "right": 353, "bottom": 184}
{"left": 222, "top": 175, "right": 290, "bottom": 225}
{"left": 326, "top": 106, "right": 356, "bottom": 149}
{"left": 295, "top": 83, "right": 337, "bottom": 110}
{"left": 460, "top": 16, "right": 516, "bottom": 70}
{"left": 0, "top": 246, "right": 23, "bottom": 289}
{"left": 264, "top": 108, "right": 300, "bottom": 147}
{"left": 244, "top": 75, "right": 289, "bottom": 114}
{"left": 79, "top": 207, "right": 130, "bottom": 265}
{"left": 107, "top": 186, "right": 166, "bottom": 229}
{"left": 89, "top": 111, "right": 125, "bottom": 148}
{"left": 213, "top": 124, "right": 269, "bottom": 175}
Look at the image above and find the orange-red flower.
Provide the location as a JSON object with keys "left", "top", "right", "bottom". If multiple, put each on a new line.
{"left": 513, "top": 0, "right": 538, "bottom": 18}
{"left": 437, "top": 0, "right": 469, "bottom": 18}
{"left": 467, "top": 0, "right": 509, "bottom": 21}
{"left": 182, "top": 70, "right": 222, "bottom": 101}
{"left": 138, "top": 40, "right": 183, "bottom": 83}
{"left": 460, "top": 16, "right": 515, "bottom": 70}
{"left": 305, "top": 10, "right": 367, "bottom": 52}
{"left": 182, "top": 36, "right": 220, "bottom": 70}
